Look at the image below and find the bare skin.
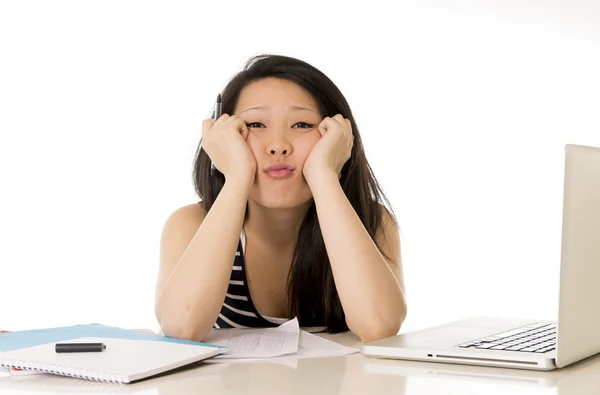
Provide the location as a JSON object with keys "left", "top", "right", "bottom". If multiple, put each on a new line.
{"left": 155, "top": 78, "right": 406, "bottom": 342}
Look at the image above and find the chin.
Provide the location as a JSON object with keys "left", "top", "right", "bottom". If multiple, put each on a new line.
{"left": 254, "top": 197, "right": 311, "bottom": 210}
{"left": 250, "top": 189, "right": 313, "bottom": 210}
{"left": 250, "top": 179, "right": 313, "bottom": 208}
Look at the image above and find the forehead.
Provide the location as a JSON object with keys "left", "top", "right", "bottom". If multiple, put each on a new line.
{"left": 235, "top": 77, "right": 319, "bottom": 112}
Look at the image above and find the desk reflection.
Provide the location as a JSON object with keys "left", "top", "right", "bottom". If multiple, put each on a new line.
{"left": 0, "top": 352, "right": 598, "bottom": 395}
{"left": 362, "top": 352, "right": 600, "bottom": 395}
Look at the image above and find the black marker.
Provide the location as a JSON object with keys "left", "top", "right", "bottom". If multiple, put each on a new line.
{"left": 55, "top": 343, "right": 106, "bottom": 353}
{"left": 210, "top": 94, "right": 222, "bottom": 176}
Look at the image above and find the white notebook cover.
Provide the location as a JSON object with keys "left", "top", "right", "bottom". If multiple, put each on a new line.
{"left": 0, "top": 337, "right": 222, "bottom": 384}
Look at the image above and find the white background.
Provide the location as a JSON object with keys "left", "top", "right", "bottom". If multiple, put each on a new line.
{"left": 1, "top": 0, "right": 599, "bottom": 333}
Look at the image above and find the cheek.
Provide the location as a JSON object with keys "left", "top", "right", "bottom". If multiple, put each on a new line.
{"left": 296, "top": 142, "right": 316, "bottom": 163}
{"left": 297, "top": 134, "right": 321, "bottom": 162}
{"left": 245, "top": 137, "right": 261, "bottom": 158}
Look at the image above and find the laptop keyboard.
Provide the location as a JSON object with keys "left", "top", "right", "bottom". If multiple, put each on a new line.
{"left": 457, "top": 322, "right": 556, "bottom": 353}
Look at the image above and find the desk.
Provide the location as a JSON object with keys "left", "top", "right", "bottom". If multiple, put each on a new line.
{"left": 1, "top": 331, "right": 599, "bottom": 394}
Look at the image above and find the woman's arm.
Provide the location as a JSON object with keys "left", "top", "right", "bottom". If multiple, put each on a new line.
{"left": 307, "top": 171, "right": 407, "bottom": 343}
{"left": 154, "top": 177, "right": 252, "bottom": 341}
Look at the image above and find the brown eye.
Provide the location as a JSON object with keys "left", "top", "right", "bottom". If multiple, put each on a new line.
{"left": 293, "top": 122, "right": 314, "bottom": 129}
{"left": 246, "top": 122, "right": 264, "bottom": 128}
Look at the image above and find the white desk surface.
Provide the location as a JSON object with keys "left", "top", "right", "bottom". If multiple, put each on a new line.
{"left": 1, "top": 331, "right": 599, "bottom": 395}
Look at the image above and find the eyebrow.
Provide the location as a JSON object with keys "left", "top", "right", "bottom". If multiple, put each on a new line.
{"left": 239, "top": 105, "right": 318, "bottom": 114}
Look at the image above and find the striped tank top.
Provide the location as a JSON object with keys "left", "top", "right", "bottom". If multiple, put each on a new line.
{"left": 213, "top": 228, "right": 288, "bottom": 329}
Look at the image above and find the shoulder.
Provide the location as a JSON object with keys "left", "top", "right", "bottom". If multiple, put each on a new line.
{"left": 376, "top": 204, "right": 398, "bottom": 239}
{"left": 374, "top": 203, "right": 404, "bottom": 287}
{"left": 374, "top": 203, "right": 401, "bottom": 265}
{"left": 160, "top": 202, "right": 208, "bottom": 244}
{"left": 164, "top": 202, "right": 207, "bottom": 227}
{"left": 156, "top": 202, "right": 208, "bottom": 301}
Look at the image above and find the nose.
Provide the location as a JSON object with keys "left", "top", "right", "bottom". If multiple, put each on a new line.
{"left": 270, "top": 147, "right": 289, "bottom": 156}
{"left": 266, "top": 137, "right": 292, "bottom": 158}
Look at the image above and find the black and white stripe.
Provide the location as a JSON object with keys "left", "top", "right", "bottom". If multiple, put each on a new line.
{"left": 213, "top": 237, "right": 278, "bottom": 329}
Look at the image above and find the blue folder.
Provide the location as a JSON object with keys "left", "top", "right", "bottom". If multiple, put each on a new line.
{"left": 0, "top": 324, "right": 224, "bottom": 352}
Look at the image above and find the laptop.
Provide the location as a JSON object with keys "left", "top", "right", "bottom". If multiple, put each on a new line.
{"left": 361, "top": 143, "right": 600, "bottom": 371}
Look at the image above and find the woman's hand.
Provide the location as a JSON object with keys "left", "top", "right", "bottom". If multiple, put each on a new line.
{"left": 303, "top": 114, "right": 354, "bottom": 183}
{"left": 202, "top": 114, "right": 256, "bottom": 183}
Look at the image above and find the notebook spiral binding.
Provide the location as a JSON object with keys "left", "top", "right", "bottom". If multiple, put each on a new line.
{"left": 1, "top": 360, "right": 124, "bottom": 384}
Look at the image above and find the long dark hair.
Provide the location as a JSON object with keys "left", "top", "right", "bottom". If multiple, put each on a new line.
{"left": 193, "top": 54, "right": 397, "bottom": 333}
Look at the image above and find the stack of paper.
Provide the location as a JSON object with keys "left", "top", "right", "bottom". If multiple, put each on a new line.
{"left": 203, "top": 317, "right": 358, "bottom": 362}
{"left": 1, "top": 319, "right": 358, "bottom": 374}
{"left": 0, "top": 325, "right": 225, "bottom": 382}
{"left": 0, "top": 330, "right": 38, "bottom": 376}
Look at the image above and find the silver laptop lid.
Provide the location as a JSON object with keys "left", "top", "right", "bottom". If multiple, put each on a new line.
{"left": 556, "top": 144, "right": 600, "bottom": 368}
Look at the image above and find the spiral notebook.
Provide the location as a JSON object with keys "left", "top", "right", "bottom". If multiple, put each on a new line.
{"left": 0, "top": 336, "right": 222, "bottom": 384}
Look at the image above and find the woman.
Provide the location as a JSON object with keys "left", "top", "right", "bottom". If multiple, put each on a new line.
{"left": 155, "top": 54, "right": 406, "bottom": 343}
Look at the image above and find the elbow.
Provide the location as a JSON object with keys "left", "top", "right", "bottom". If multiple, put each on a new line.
{"left": 357, "top": 322, "right": 400, "bottom": 344}
{"left": 357, "top": 302, "right": 408, "bottom": 343}
{"left": 162, "top": 325, "right": 202, "bottom": 342}
{"left": 158, "top": 316, "right": 191, "bottom": 340}
{"left": 158, "top": 317, "right": 210, "bottom": 342}
{"left": 155, "top": 303, "right": 210, "bottom": 342}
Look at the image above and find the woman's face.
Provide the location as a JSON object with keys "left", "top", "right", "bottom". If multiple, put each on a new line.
{"left": 234, "top": 77, "right": 322, "bottom": 209}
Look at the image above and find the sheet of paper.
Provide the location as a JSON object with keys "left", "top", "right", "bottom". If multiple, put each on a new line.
{"left": 295, "top": 330, "right": 359, "bottom": 358}
{"left": 203, "top": 318, "right": 300, "bottom": 359}
{"left": 207, "top": 328, "right": 358, "bottom": 363}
